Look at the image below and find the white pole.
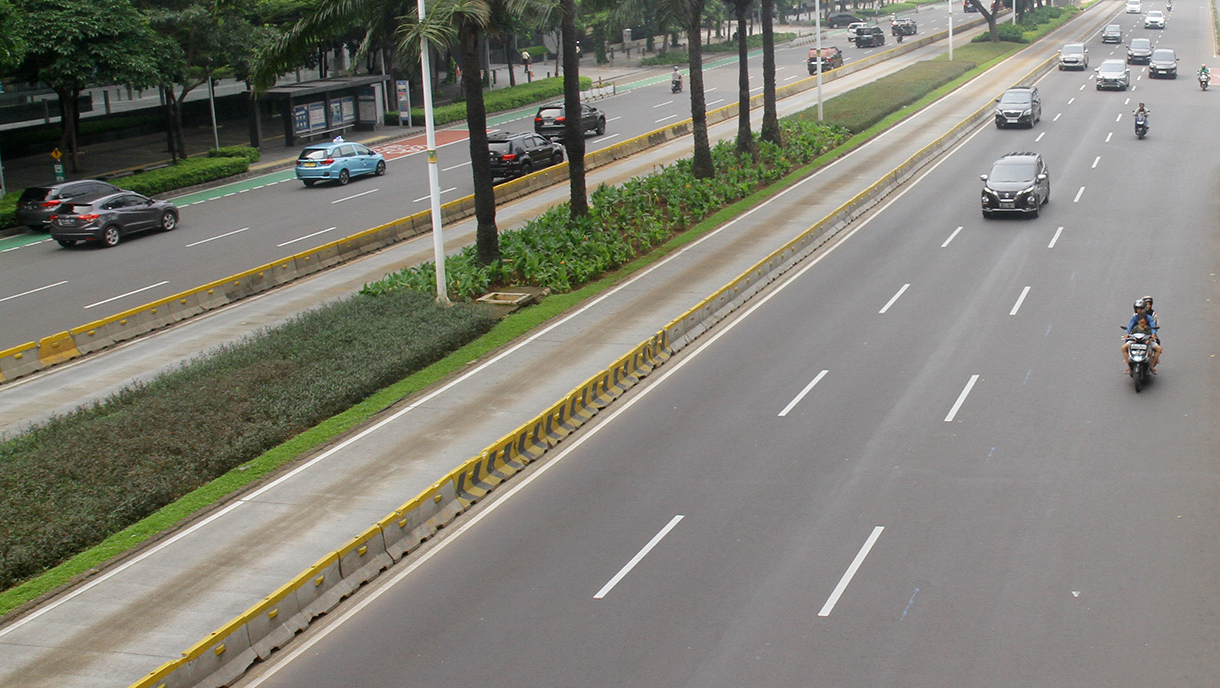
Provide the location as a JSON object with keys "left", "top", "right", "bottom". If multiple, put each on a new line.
{"left": 815, "top": 0, "right": 823, "bottom": 120}
{"left": 207, "top": 76, "right": 220, "bottom": 151}
{"left": 948, "top": 0, "right": 954, "bottom": 61}
{"left": 418, "top": 0, "right": 450, "bottom": 306}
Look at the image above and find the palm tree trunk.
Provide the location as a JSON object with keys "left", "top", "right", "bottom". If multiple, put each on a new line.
{"left": 561, "top": 0, "right": 588, "bottom": 217}
{"left": 760, "top": 0, "right": 781, "bottom": 145}
{"left": 460, "top": 23, "right": 499, "bottom": 265}
{"left": 734, "top": 0, "right": 754, "bottom": 157}
{"left": 687, "top": 0, "right": 714, "bottom": 179}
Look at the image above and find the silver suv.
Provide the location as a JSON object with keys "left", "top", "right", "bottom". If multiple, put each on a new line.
{"left": 1058, "top": 43, "right": 1088, "bottom": 70}
{"left": 981, "top": 152, "right": 1051, "bottom": 218}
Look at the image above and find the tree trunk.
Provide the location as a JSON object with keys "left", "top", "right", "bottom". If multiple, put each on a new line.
{"left": 734, "top": 0, "right": 754, "bottom": 157}
{"left": 561, "top": 0, "right": 588, "bottom": 218}
{"left": 506, "top": 35, "right": 517, "bottom": 87}
{"left": 760, "top": 0, "right": 780, "bottom": 145}
{"left": 688, "top": 0, "right": 715, "bottom": 179}
{"left": 162, "top": 87, "right": 178, "bottom": 164}
{"left": 460, "top": 23, "right": 499, "bottom": 265}
{"left": 57, "top": 89, "right": 80, "bottom": 173}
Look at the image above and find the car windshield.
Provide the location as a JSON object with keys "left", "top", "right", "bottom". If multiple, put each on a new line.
{"left": 1106, "top": 25, "right": 1120, "bottom": 32}
{"left": 990, "top": 163, "right": 1036, "bottom": 183}
{"left": 1152, "top": 49, "right": 1174, "bottom": 60}
{"left": 298, "top": 148, "right": 330, "bottom": 161}
{"left": 1131, "top": 39, "right": 1151, "bottom": 49}
{"left": 1000, "top": 91, "right": 1031, "bottom": 104}
{"left": 1099, "top": 62, "right": 1125, "bottom": 74}
{"left": 1062, "top": 45, "right": 1084, "bottom": 55}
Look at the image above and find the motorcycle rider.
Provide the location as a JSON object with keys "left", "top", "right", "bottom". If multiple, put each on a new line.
{"left": 671, "top": 66, "right": 683, "bottom": 91}
{"left": 1122, "top": 314, "right": 1160, "bottom": 374}
{"left": 1123, "top": 302, "right": 1161, "bottom": 373}
{"left": 1133, "top": 102, "right": 1150, "bottom": 133}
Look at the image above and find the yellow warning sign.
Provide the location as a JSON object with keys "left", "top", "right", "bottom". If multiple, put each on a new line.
{"left": 50, "top": 148, "right": 62, "bottom": 160}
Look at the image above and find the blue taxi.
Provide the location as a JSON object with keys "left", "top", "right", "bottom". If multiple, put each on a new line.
{"left": 295, "top": 138, "right": 386, "bottom": 187}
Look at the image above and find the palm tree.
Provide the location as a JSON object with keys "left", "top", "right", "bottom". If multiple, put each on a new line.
{"left": 723, "top": 0, "right": 754, "bottom": 156}
{"left": 759, "top": 0, "right": 779, "bottom": 145}
{"left": 559, "top": 0, "right": 587, "bottom": 216}
{"left": 684, "top": 0, "right": 715, "bottom": 178}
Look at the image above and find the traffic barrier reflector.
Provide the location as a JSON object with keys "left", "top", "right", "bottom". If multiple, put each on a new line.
{"left": 37, "top": 331, "right": 80, "bottom": 366}
{"left": 336, "top": 525, "right": 391, "bottom": 589}
{"left": 290, "top": 552, "right": 348, "bottom": 627}
{"left": 178, "top": 610, "right": 255, "bottom": 688}
{"left": 240, "top": 578, "right": 305, "bottom": 661}
{"left": 382, "top": 481, "right": 459, "bottom": 561}
{"left": 124, "top": 657, "right": 189, "bottom": 688}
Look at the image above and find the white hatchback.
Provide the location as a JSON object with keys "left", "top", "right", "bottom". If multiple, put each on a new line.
{"left": 1126, "top": 0, "right": 1141, "bottom": 13}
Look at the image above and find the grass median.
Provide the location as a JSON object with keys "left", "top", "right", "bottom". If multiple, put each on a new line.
{"left": 0, "top": 12, "right": 1078, "bottom": 616}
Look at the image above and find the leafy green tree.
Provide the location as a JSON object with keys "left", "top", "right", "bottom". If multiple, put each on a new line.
{"left": 15, "top": 0, "right": 166, "bottom": 171}
{"left": 0, "top": 0, "right": 26, "bottom": 73}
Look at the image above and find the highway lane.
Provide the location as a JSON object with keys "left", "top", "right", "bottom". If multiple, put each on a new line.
{"left": 0, "top": 6, "right": 983, "bottom": 350}
{"left": 237, "top": 5, "right": 1220, "bottom": 686}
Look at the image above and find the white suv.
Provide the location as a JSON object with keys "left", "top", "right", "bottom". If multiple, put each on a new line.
{"left": 1126, "top": 0, "right": 1141, "bottom": 13}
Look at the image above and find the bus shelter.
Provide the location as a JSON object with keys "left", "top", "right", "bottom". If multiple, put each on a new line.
{"left": 259, "top": 75, "right": 390, "bottom": 148}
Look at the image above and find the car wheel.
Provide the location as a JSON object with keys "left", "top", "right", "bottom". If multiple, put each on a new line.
{"left": 160, "top": 211, "right": 178, "bottom": 231}
{"left": 337, "top": 168, "right": 350, "bottom": 185}
{"left": 102, "top": 225, "right": 121, "bottom": 247}
{"left": 57, "top": 239, "right": 76, "bottom": 247}
{"left": 520, "top": 161, "right": 533, "bottom": 177}
{"left": 596, "top": 118, "right": 606, "bottom": 136}
{"left": 554, "top": 149, "right": 564, "bottom": 165}
{"left": 302, "top": 179, "right": 316, "bottom": 187}
{"left": 375, "top": 160, "right": 386, "bottom": 176}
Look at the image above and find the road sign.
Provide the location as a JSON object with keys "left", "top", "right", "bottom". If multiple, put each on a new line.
{"left": 50, "top": 148, "right": 62, "bottom": 160}
{"left": 53, "top": 163, "right": 65, "bottom": 182}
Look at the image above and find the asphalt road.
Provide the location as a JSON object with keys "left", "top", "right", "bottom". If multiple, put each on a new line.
{"left": 235, "top": 3, "right": 1220, "bottom": 686}
{"left": 0, "top": 4, "right": 981, "bottom": 351}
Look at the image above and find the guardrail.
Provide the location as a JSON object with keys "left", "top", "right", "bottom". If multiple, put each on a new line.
{"left": 124, "top": 38, "right": 1062, "bottom": 688}
{"left": 0, "top": 15, "right": 994, "bottom": 386}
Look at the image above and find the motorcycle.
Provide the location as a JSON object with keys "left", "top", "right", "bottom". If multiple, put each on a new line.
{"left": 896, "top": 31, "right": 904, "bottom": 43}
{"left": 1121, "top": 325, "right": 1155, "bottom": 392}
{"left": 671, "top": 78, "right": 682, "bottom": 94}
{"left": 1134, "top": 112, "right": 1148, "bottom": 139}
{"left": 1200, "top": 72, "right": 1211, "bottom": 90}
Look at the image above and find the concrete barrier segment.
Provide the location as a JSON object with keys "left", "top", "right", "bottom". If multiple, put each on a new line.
{"left": 36, "top": 331, "right": 81, "bottom": 366}
{"left": 240, "top": 578, "right": 305, "bottom": 661}
{"left": 0, "top": 341, "right": 39, "bottom": 382}
{"left": 125, "top": 658, "right": 190, "bottom": 688}
{"left": 288, "top": 552, "right": 348, "bottom": 630}
{"left": 381, "top": 481, "right": 459, "bottom": 562}
{"left": 336, "top": 525, "right": 393, "bottom": 589}
{"left": 177, "top": 611, "right": 255, "bottom": 688}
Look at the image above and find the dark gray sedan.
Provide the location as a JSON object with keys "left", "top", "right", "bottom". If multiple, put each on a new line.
{"left": 49, "top": 192, "right": 179, "bottom": 248}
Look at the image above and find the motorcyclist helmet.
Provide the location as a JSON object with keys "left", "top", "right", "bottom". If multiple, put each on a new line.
{"left": 1142, "top": 295, "right": 1154, "bottom": 308}
{"left": 1134, "top": 299, "right": 1146, "bottom": 311}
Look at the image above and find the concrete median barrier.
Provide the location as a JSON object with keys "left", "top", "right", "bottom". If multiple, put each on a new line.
{"left": 178, "top": 613, "right": 255, "bottom": 688}
{"left": 241, "top": 580, "right": 305, "bottom": 661}
{"left": 336, "top": 525, "right": 393, "bottom": 589}
{"left": 0, "top": 342, "right": 40, "bottom": 382}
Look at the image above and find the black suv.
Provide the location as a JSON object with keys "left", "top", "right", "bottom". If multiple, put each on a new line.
{"left": 854, "top": 26, "right": 886, "bottom": 48}
{"left": 994, "top": 86, "right": 1041, "bottom": 128}
{"left": 16, "top": 179, "right": 122, "bottom": 231}
{"left": 980, "top": 152, "right": 1051, "bottom": 218}
{"left": 533, "top": 102, "right": 606, "bottom": 139}
{"left": 487, "top": 133, "right": 564, "bottom": 180}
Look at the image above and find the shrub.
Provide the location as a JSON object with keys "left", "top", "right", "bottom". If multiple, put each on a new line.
{"left": 0, "top": 289, "right": 496, "bottom": 590}
{"left": 208, "top": 146, "right": 261, "bottom": 164}
{"left": 794, "top": 59, "right": 974, "bottom": 132}
{"left": 118, "top": 156, "right": 249, "bottom": 197}
{"left": 384, "top": 76, "right": 592, "bottom": 126}
{"left": 361, "top": 119, "right": 851, "bottom": 301}
{"left": 704, "top": 32, "right": 795, "bottom": 54}
{"left": 640, "top": 51, "right": 690, "bottom": 66}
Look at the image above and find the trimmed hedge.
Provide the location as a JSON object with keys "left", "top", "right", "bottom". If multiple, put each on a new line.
{"left": 0, "top": 289, "right": 496, "bottom": 590}
{"left": 117, "top": 156, "right": 250, "bottom": 197}
{"left": 0, "top": 192, "right": 17, "bottom": 232}
{"left": 794, "top": 59, "right": 976, "bottom": 133}
{"left": 384, "top": 75, "right": 592, "bottom": 126}
{"left": 703, "top": 32, "right": 796, "bottom": 54}
{"left": 208, "top": 145, "right": 261, "bottom": 164}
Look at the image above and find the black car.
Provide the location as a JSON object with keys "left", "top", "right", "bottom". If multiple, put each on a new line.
{"left": 533, "top": 102, "right": 606, "bottom": 139}
{"left": 1148, "top": 48, "right": 1178, "bottom": 78}
{"left": 980, "top": 152, "right": 1050, "bottom": 218}
{"left": 825, "top": 12, "right": 863, "bottom": 27}
{"left": 854, "top": 26, "right": 886, "bottom": 48}
{"left": 964, "top": 0, "right": 979, "bottom": 12}
{"left": 1102, "top": 24, "right": 1122, "bottom": 43}
{"left": 807, "top": 46, "right": 844, "bottom": 74}
{"left": 994, "top": 86, "right": 1041, "bottom": 128}
{"left": 1127, "top": 38, "right": 1153, "bottom": 64}
{"left": 48, "top": 191, "right": 179, "bottom": 247}
{"left": 487, "top": 133, "right": 564, "bottom": 180}
{"left": 15, "top": 179, "right": 122, "bottom": 231}
{"left": 891, "top": 17, "right": 917, "bottom": 36}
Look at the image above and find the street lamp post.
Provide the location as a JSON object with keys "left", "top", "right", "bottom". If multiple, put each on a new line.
{"left": 417, "top": 0, "right": 450, "bottom": 305}
{"left": 815, "top": 0, "right": 823, "bottom": 120}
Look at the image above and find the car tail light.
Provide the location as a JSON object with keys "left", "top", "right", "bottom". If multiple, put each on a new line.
{"left": 555, "top": 116, "right": 566, "bottom": 123}
{"left": 534, "top": 116, "right": 542, "bottom": 123}
{"left": 322, "top": 158, "right": 334, "bottom": 165}
{"left": 41, "top": 200, "right": 62, "bottom": 208}
{"left": 77, "top": 213, "right": 100, "bottom": 222}
{"left": 501, "top": 153, "right": 517, "bottom": 161}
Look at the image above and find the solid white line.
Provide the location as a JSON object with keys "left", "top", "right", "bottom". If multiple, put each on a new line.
{"left": 941, "top": 226, "right": 963, "bottom": 247}
{"left": 944, "top": 374, "right": 980, "bottom": 422}
{"left": 1048, "top": 226, "right": 1064, "bottom": 248}
{"left": 331, "top": 189, "right": 379, "bottom": 204}
{"left": 1009, "top": 286, "right": 1031, "bottom": 316}
{"left": 442, "top": 161, "right": 472, "bottom": 172}
{"left": 0, "top": 280, "right": 68, "bottom": 304}
{"left": 778, "top": 370, "right": 829, "bottom": 417}
{"left": 186, "top": 227, "right": 249, "bottom": 247}
{"left": 277, "top": 226, "right": 336, "bottom": 247}
{"left": 1092, "top": 156, "right": 1100, "bottom": 168}
{"left": 879, "top": 283, "right": 910, "bottom": 314}
{"left": 655, "top": 114, "right": 678, "bottom": 123}
{"left": 594, "top": 515, "right": 684, "bottom": 599}
{"left": 84, "top": 281, "right": 169, "bottom": 309}
{"left": 1073, "top": 186, "right": 1085, "bottom": 202}
{"left": 818, "top": 526, "right": 884, "bottom": 617}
